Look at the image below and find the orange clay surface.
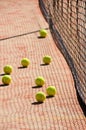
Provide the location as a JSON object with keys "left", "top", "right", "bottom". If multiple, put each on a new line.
{"left": 0, "top": 0, "right": 86, "bottom": 130}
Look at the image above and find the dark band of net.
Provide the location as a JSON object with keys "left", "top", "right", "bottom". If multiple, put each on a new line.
{"left": 39, "top": 0, "right": 86, "bottom": 104}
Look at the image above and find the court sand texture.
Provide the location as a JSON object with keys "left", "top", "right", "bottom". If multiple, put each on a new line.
{"left": 0, "top": 0, "right": 86, "bottom": 130}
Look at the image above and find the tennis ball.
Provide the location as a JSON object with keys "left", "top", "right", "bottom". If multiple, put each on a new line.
{"left": 39, "top": 29, "right": 47, "bottom": 38}
{"left": 43, "top": 55, "right": 52, "bottom": 65}
{"left": 21, "top": 58, "right": 30, "bottom": 67}
{"left": 3, "top": 65, "right": 13, "bottom": 74}
{"left": 35, "top": 76, "right": 45, "bottom": 86}
{"left": 2, "top": 75, "right": 12, "bottom": 85}
{"left": 46, "top": 86, "right": 57, "bottom": 96}
{"left": 36, "top": 91, "right": 46, "bottom": 102}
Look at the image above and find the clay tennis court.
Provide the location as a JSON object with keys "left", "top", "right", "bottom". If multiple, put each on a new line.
{"left": 0, "top": 0, "right": 86, "bottom": 129}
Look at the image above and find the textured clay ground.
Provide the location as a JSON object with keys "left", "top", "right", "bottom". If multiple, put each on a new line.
{"left": 0, "top": 0, "right": 86, "bottom": 130}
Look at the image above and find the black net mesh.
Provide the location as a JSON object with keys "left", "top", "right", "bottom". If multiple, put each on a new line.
{"left": 39, "top": 0, "right": 86, "bottom": 104}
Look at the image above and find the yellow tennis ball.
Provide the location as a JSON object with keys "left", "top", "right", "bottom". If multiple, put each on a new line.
{"left": 36, "top": 91, "right": 46, "bottom": 102}
{"left": 2, "top": 75, "right": 12, "bottom": 85}
{"left": 35, "top": 76, "right": 45, "bottom": 86}
{"left": 39, "top": 29, "right": 48, "bottom": 38}
{"left": 21, "top": 58, "right": 30, "bottom": 67}
{"left": 46, "top": 86, "right": 57, "bottom": 96}
{"left": 43, "top": 55, "right": 52, "bottom": 65}
{"left": 3, "top": 65, "right": 13, "bottom": 74}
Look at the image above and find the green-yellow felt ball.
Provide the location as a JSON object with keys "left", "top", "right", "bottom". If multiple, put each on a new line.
{"left": 46, "top": 86, "right": 57, "bottom": 96}
{"left": 43, "top": 55, "right": 52, "bottom": 65}
{"left": 39, "top": 29, "right": 48, "bottom": 38}
{"left": 21, "top": 58, "right": 30, "bottom": 67}
{"left": 35, "top": 76, "right": 45, "bottom": 86}
{"left": 2, "top": 75, "right": 12, "bottom": 85}
{"left": 36, "top": 91, "right": 46, "bottom": 102}
{"left": 3, "top": 65, "right": 13, "bottom": 74}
